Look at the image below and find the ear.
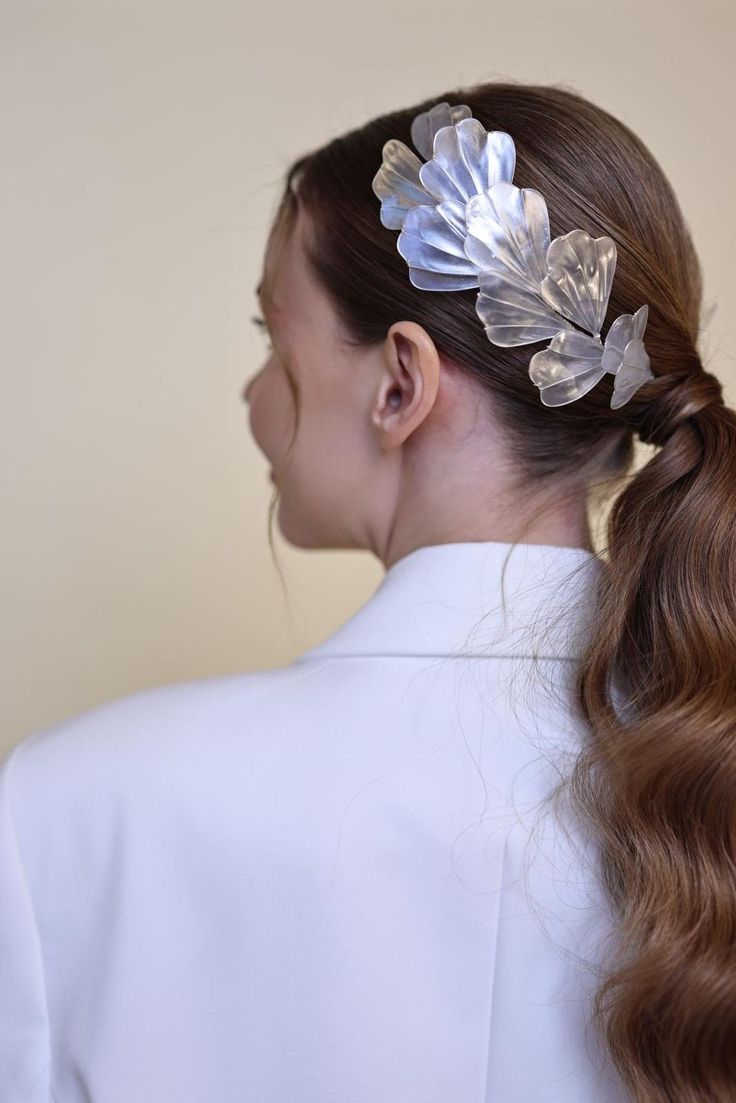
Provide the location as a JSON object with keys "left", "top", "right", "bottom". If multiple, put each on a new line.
{"left": 372, "top": 321, "right": 441, "bottom": 448}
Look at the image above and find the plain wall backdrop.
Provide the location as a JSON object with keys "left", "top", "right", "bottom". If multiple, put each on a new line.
{"left": 2, "top": 0, "right": 734, "bottom": 748}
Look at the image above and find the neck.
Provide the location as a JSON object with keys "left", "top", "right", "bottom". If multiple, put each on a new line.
{"left": 379, "top": 493, "right": 593, "bottom": 571}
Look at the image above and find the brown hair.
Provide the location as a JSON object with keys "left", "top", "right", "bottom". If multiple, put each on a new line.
{"left": 261, "top": 81, "right": 736, "bottom": 1100}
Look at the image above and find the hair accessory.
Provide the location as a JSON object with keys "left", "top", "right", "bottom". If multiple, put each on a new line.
{"left": 371, "top": 101, "right": 655, "bottom": 409}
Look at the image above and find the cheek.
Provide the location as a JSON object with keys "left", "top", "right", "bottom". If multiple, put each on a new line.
{"left": 248, "top": 362, "right": 297, "bottom": 462}
{"left": 252, "top": 354, "right": 372, "bottom": 500}
{"left": 298, "top": 401, "right": 371, "bottom": 492}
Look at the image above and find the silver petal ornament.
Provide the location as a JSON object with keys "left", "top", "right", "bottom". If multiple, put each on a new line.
{"left": 397, "top": 201, "right": 481, "bottom": 290}
{"left": 528, "top": 329, "right": 607, "bottom": 407}
{"left": 475, "top": 268, "right": 578, "bottom": 346}
{"left": 372, "top": 103, "right": 497, "bottom": 231}
{"left": 373, "top": 101, "right": 653, "bottom": 410}
{"left": 410, "top": 101, "right": 474, "bottom": 161}
{"left": 394, "top": 137, "right": 519, "bottom": 284}
{"left": 372, "top": 108, "right": 517, "bottom": 266}
{"left": 418, "top": 118, "right": 516, "bottom": 205}
{"left": 466, "top": 182, "right": 579, "bottom": 343}
{"left": 539, "top": 229, "right": 617, "bottom": 336}
{"left": 603, "top": 305, "right": 654, "bottom": 409}
{"left": 372, "top": 140, "right": 435, "bottom": 230}
{"left": 464, "top": 183, "right": 552, "bottom": 294}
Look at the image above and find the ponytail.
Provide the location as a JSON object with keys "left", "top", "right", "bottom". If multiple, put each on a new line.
{"left": 568, "top": 367, "right": 736, "bottom": 1100}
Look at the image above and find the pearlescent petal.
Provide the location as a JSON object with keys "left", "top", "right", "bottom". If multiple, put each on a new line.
{"left": 407, "top": 269, "right": 481, "bottom": 291}
{"left": 601, "top": 304, "right": 650, "bottom": 374}
{"left": 485, "top": 130, "right": 516, "bottom": 186}
{"left": 600, "top": 321, "right": 628, "bottom": 374}
{"left": 397, "top": 202, "right": 480, "bottom": 289}
{"left": 632, "top": 302, "right": 649, "bottom": 338}
{"left": 475, "top": 270, "right": 574, "bottom": 346}
{"left": 410, "top": 101, "right": 473, "bottom": 161}
{"left": 608, "top": 310, "right": 654, "bottom": 408}
{"left": 610, "top": 343, "right": 654, "bottom": 408}
{"left": 528, "top": 329, "right": 606, "bottom": 406}
{"left": 601, "top": 313, "right": 635, "bottom": 372}
{"left": 533, "top": 363, "right": 607, "bottom": 407}
{"left": 430, "top": 197, "right": 468, "bottom": 241}
{"left": 418, "top": 120, "right": 517, "bottom": 204}
{"left": 371, "top": 139, "right": 435, "bottom": 230}
{"left": 464, "top": 183, "right": 551, "bottom": 292}
{"left": 539, "top": 230, "right": 616, "bottom": 335}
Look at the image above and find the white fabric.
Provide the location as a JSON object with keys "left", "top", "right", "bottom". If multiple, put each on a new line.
{"left": 0, "top": 539, "right": 629, "bottom": 1102}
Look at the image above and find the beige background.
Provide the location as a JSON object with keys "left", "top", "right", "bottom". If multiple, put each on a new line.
{"left": 2, "top": 0, "right": 734, "bottom": 748}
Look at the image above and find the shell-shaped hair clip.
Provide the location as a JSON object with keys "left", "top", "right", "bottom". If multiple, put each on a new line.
{"left": 371, "top": 100, "right": 655, "bottom": 408}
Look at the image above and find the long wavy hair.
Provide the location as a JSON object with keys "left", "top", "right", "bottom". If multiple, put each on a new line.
{"left": 257, "top": 81, "right": 736, "bottom": 1101}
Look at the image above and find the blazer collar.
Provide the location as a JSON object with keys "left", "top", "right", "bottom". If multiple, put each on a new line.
{"left": 295, "top": 539, "right": 604, "bottom": 663}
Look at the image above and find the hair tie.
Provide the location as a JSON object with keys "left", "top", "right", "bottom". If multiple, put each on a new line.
{"left": 637, "top": 371, "right": 725, "bottom": 446}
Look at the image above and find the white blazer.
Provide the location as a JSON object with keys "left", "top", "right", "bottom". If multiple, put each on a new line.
{"left": 0, "top": 539, "right": 629, "bottom": 1102}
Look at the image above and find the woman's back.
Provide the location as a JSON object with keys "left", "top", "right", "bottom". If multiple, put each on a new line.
{"left": 0, "top": 540, "right": 628, "bottom": 1102}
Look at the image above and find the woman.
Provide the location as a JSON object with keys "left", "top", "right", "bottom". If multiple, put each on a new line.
{"left": 2, "top": 82, "right": 734, "bottom": 1102}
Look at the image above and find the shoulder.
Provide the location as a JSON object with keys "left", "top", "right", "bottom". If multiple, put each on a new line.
{"left": 2, "top": 662, "right": 352, "bottom": 914}
{"left": 2, "top": 663, "right": 325, "bottom": 820}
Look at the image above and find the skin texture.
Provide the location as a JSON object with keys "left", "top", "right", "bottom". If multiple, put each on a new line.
{"left": 242, "top": 204, "right": 594, "bottom": 570}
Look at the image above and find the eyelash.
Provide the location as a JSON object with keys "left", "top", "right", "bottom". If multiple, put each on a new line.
{"left": 251, "top": 314, "right": 273, "bottom": 349}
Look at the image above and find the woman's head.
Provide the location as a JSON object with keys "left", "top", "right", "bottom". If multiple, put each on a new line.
{"left": 245, "top": 195, "right": 592, "bottom": 562}
{"left": 247, "top": 80, "right": 736, "bottom": 1101}
{"left": 243, "top": 80, "right": 720, "bottom": 565}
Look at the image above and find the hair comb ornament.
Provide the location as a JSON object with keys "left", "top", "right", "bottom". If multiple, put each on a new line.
{"left": 371, "top": 101, "right": 655, "bottom": 408}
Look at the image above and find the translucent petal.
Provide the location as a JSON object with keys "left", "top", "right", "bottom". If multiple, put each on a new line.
{"left": 600, "top": 304, "right": 650, "bottom": 374}
{"left": 610, "top": 342, "right": 653, "bottom": 408}
{"left": 605, "top": 309, "right": 654, "bottom": 408}
{"left": 528, "top": 329, "right": 606, "bottom": 406}
{"left": 407, "top": 268, "right": 481, "bottom": 291}
{"left": 475, "top": 269, "right": 574, "bottom": 346}
{"left": 539, "top": 230, "right": 616, "bottom": 336}
{"left": 429, "top": 198, "right": 468, "bottom": 242}
{"left": 371, "top": 139, "right": 435, "bottom": 230}
{"left": 418, "top": 121, "right": 516, "bottom": 205}
{"left": 463, "top": 183, "right": 550, "bottom": 292}
{"left": 410, "top": 101, "right": 473, "bottom": 161}
{"left": 399, "top": 200, "right": 470, "bottom": 258}
{"left": 632, "top": 302, "right": 649, "bottom": 338}
{"left": 397, "top": 202, "right": 480, "bottom": 289}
